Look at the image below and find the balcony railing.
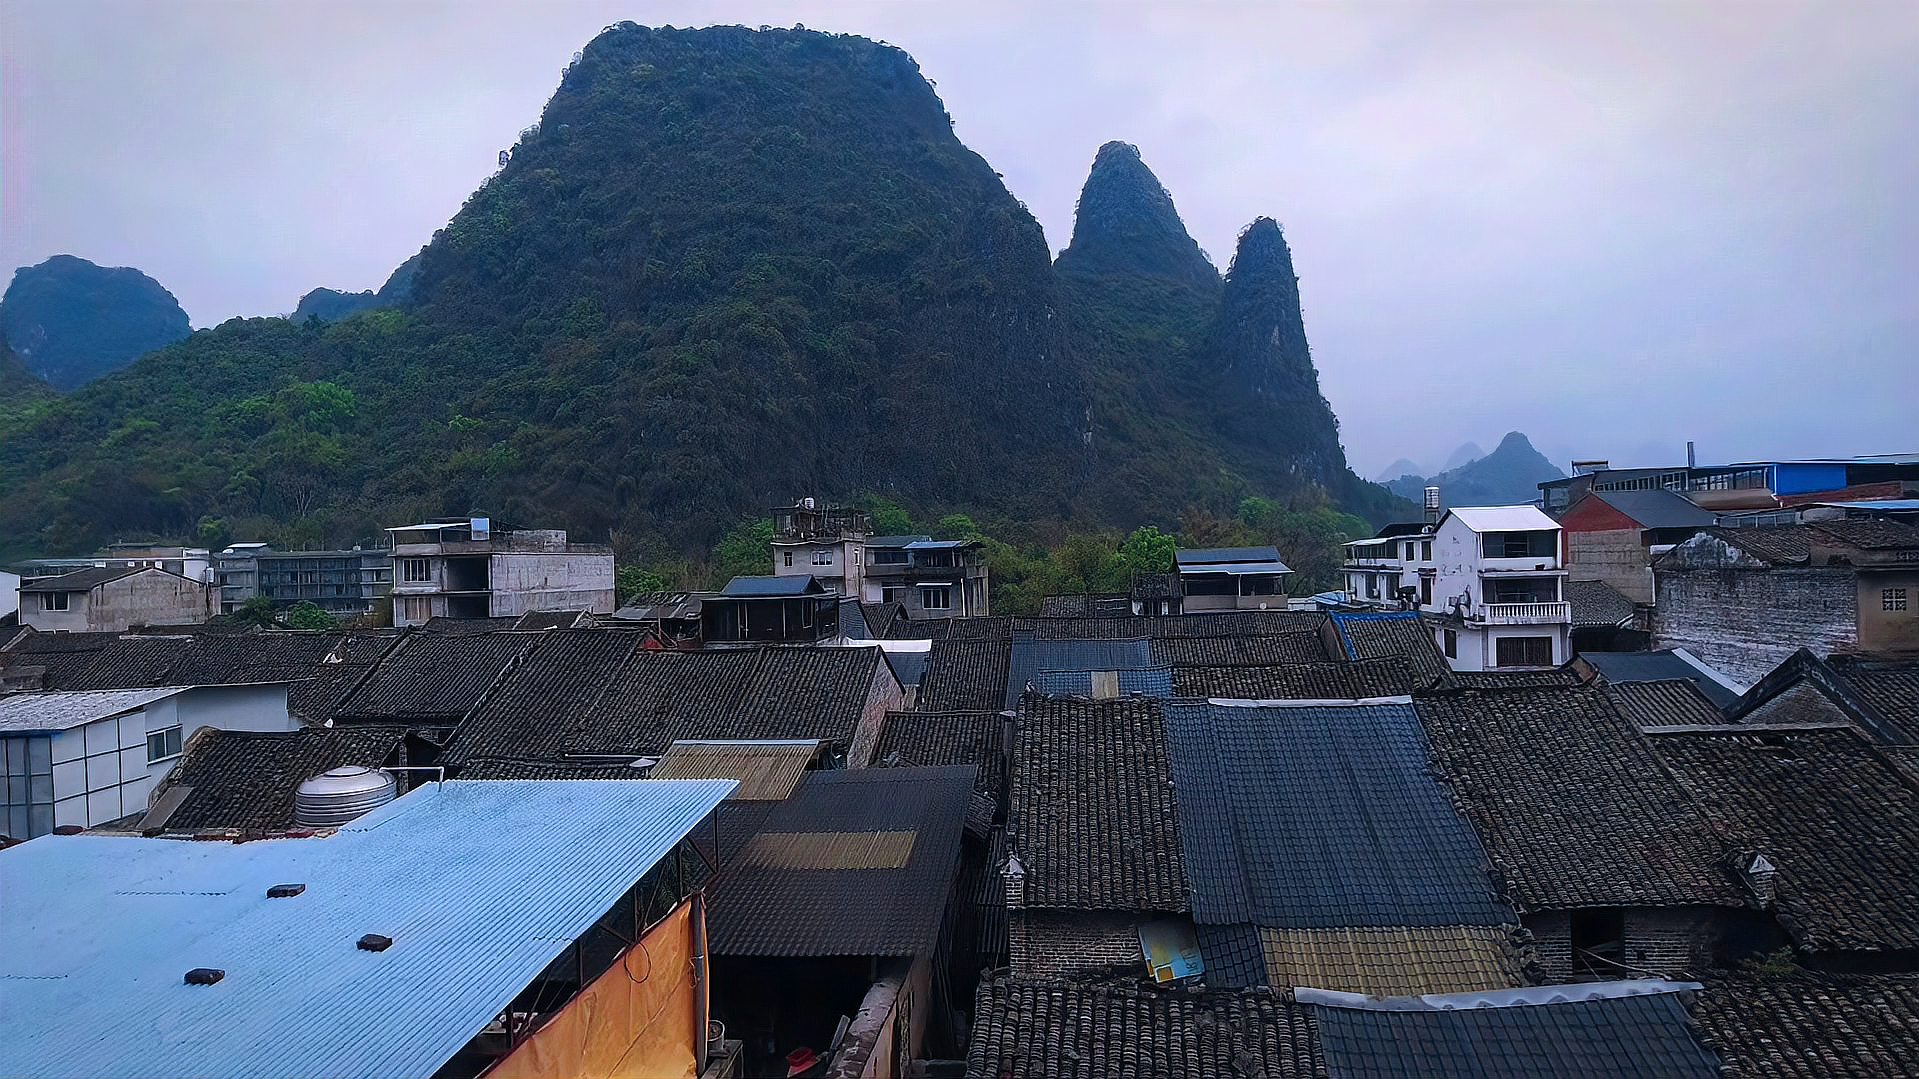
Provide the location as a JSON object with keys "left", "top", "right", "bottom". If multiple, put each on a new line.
{"left": 1474, "top": 601, "right": 1571, "bottom": 625}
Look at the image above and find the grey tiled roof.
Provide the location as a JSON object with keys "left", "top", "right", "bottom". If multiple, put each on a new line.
{"left": 445, "top": 632, "right": 886, "bottom": 763}
{"left": 1150, "top": 632, "right": 1331, "bottom": 666}
{"left": 917, "top": 637, "right": 1012, "bottom": 711}
{"left": 1309, "top": 991, "right": 1720, "bottom": 1079}
{"left": 1172, "top": 659, "right": 1415, "bottom": 700}
{"left": 1584, "top": 649, "right": 1742, "bottom": 709}
{"left": 1328, "top": 612, "right": 1449, "bottom": 686}
{"left": 456, "top": 759, "right": 645, "bottom": 780}
{"left": 1010, "top": 695, "right": 1188, "bottom": 912}
{"left": 1037, "top": 594, "right": 1132, "bottom": 617}
{"left": 872, "top": 709, "right": 1005, "bottom": 794}
{"left": 154, "top": 725, "right": 409, "bottom": 832}
{"left": 1032, "top": 611, "right": 1324, "bottom": 638}
{"left": 966, "top": 977, "right": 1324, "bottom": 1079}
{"left": 1648, "top": 726, "right": 1919, "bottom": 953}
{"left": 1163, "top": 701, "right": 1513, "bottom": 929}
{"left": 1567, "top": 578, "right": 1639, "bottom": 626}
{"left": 1691, "top": 972, "right": 1919, "bottom": 1078}
{"left": 332, "top": 631, "right": 534, "bottom": 721}
{"left": 17, "top": 566, "right": 147, "bottom": 592}
{"left": 1603, "top": 679, "right": 1726, "bottom": 727}
{"left": 1417, "top": 686, "right": 1745, "bottom": 910}
{"left": 706, "top": 765, "right": 974, "bottom": 958}
{"left": 1592, "top": 489, "right": 1716, "bottom": 529}
{"left": 1831, "top": 656, "right": 1919, "bottom": 744}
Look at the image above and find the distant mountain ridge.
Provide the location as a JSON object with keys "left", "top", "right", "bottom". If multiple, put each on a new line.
{"left": 289, "top": 252, "right": 423, "bottom": 324}
{"left": 0, "top": 255, "right": 191, "bottom": 390}
{"left": 1442, "top": 441, "right": 1484, "bottom": 472}
{"left": 1386, "top": 432, "right": 1565, "bottom": 506}
{"left": 1376, "top": 457, "right": 1427, "bottom": 484}
{"left": 0, "top": 25, "right": 1404, "bottom": 559}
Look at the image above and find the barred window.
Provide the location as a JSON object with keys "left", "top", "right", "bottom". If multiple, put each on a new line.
{"left": 1887, "top": 588, "right": 1909, "bottom": 612}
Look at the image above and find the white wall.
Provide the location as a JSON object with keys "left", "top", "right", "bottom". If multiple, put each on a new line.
{"left": 0, "top": 571, "right": 18, "bottom": 620}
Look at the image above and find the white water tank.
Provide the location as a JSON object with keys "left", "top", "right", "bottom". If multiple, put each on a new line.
{"left": 294, "top": 766, "right": 397, "bottom": 828}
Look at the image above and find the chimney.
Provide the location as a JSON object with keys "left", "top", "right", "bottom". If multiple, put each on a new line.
{"left": 1744, "top": 851, "right": 1777, "bottom": 907}
{"left": 1423, "top": 486, "right": 1442, "bottom": 525}
{"left": 1001, "top": 849, "right": 1027, "bottom": 909}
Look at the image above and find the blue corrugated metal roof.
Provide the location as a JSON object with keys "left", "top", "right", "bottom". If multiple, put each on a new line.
{"left": 722, "top": 574, "right": 822, "bottom": 597}
{"left": 0, "top": 778, "right": 734, "bottom": 1079}
{"left": 1328, "top": 611, "right": 1421, "bottom": 661}
{"left": 1004, "top": 635, "right": 1155, "bottom": 709}
{"left": 1163, "top": 700, "right": 1514, "bottom": 929}
{"left": 1309, "top": 989, "right": 1721, "bottom": 1078}
{"left": 1029, "top": 666, "right": 1174, "bottom": 699}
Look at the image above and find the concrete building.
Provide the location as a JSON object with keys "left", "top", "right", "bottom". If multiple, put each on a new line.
{"left": 18, "top": 567, "right": 214, "bottom": 632}
{"left": 1343, "top": 506, "right": 1572, "bottom": 671}
{"left": 95, "top": 543, "right": 214, "bottom": 582}
{"left": 770, "top": 499, "right": 869, "bottom": 599}
{"left": 1540, "top": 453, "right": 1919, "bottom": 516}
{"left": 1174, "top": 546, "right": 1292, "bottom": 611}
{"left": 0, "top": 569, "right": 17, "bottom": 623}
{"left": 1654, "top": 521, "right": 1919, "bottom": 684}
{"left": 863, "top": 536, "right": 990, "bottom": 617}
{"left": 214, "top": 543, "right": 393, "bottom": 616}
{"left": 0, "top": 682, "right": 294, "bottom": 839}
{"left": 385, "top": 517, "right": 614, "bottom": 627}
{"left": 702, "top": 575, "right": 842, "bottom": 645}
{"left": 1560, "top": 490, "right": 1716, "bottom": 605}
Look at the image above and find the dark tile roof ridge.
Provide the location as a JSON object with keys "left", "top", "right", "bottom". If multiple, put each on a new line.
{"left": 1728, "top": 647, "right": 1912, "bottom": 744}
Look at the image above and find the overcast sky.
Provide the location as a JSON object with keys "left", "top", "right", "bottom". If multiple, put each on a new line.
{"left": 4, "top": 2, "right": 1915, "bottom": 476}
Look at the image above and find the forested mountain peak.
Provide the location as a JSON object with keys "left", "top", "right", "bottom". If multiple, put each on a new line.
{"left": 0, "top": 255, "right": 191, "bottom": 390}
{"left": 1056, "top": 141, "right": 1217, "bottom": 290}
{"left": 1385, "top": 431, "right": 1565, "bottom": 506}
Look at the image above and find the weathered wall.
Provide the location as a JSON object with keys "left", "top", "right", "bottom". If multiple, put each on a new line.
{"left": 1656, "top": 567, "right": 1855, "bottom": 684}
{"left": 112, "top": 572, "right": 213, "bottom": 630}
{"left": 1567, "top": 529, "right": 1654, "bottom": 603}
{"left": 846, "top": 652, "right": 909, "bottom": 768}
{"left": 21, "top": 592, "right": 91, "bottom": 632}
{"left": 1858, "top": 569, "right": 1919, "bottom": 655}
{"left": 1009, "top": 910, "right": 1143, "bottom": 977}
{"left": 487, "top": 551, "right": 617, "bottom": 616}
{"left": 1525, "top": 907, "right": 1722, "bottom": 982}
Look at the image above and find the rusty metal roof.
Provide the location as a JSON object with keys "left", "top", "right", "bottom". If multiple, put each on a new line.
{"left": 648, "top": 738, "right": 821, "bottom": 800}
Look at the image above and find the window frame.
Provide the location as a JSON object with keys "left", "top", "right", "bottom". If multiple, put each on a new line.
{"left": 146, "top": 725, "right": 183, "bottom": 765}
{"left": 812, "top": 549, "right": 833, "bottom": 566}
{"left": 919, "top": 585, "right": 953, "bottom": 611}
{"left": 400, "top": 558, "right": 433, "bottom": 584}
{"left": 40, "top": 592, "right": 71, "bottom": 612}
{"left": 1442, "top": 628, "right": 1457, "bottom": 659}
{"left": 783, "top": 551, "right": 793, "bottom": 568}
{"left": 1886, "top": 587, "right": 1909, "bottom": 612}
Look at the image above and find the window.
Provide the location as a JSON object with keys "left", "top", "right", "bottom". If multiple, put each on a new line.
{"left": 872, "top": 549, "right": 908, "bottom": 566}
{"left": 1495, "top": 635, "right": 1554, "bottom": 667}
{"left": 919, "top": 585, "right": 952, "bottom": 611}
{"left": 1442, "top": 629, "right": 1457, "bottom": 659}
{"left": 812, "top": 549, "right": 833, "bottom": 566}
{"left": 1887, "top": 588, "right": 1910, "bottom": 612}
{"left": 1403, "top": 542, "right": 1415, "bottom": 562}
{"left": 400, "top": 558, "right": 432, "bottom": 583}
{"left": 146, "top": 726, "right": 183, "bottom": 764}
{"left": 400, "top": 596, "right": 432, "bottom": 623}
{"left": 1483, "top": 531, "right": 1557, "bottom": 559}
{"left": 40, "top": 592, "right": 70, "bottom": 612}
{"left": 1365, "top": 575, "right": 1380, "bottom": 599}
{"left": 1420, "top": 578, "right": 1433, "bottom": 606}
{"left": 881, "top": 584, "right": 906, "bottom": 604}
{"left": 783, "top": 551, "right": 793, "bottom": 568}
{"left": 1421, "top": 540, "right": 1432, "bottom": 562}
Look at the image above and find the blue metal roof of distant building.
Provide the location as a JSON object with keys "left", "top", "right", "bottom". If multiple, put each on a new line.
{"left": 1004, "top": 635, "right": 1155, "bottom": 709}
{"left": 1584, "top": 649, "right": 1743, "bottom": 708}
{"left": 903, "top": 539, "right": 973, "bottom": 550}
{"left": 1163, "top": 700, "right": 1514, "bottom": 929}
{"left": 1306, "top": 983, "right": 1720, "bottom": 1078}
{"left": 865, "top": 535, "right": 933, "bottom": 547}
{"left": 1178, "top": 546, "right": 1285, "bottom": 566}
{"left": 0, "top": 778, "right": 734, "bottom": 1079}
{"left": 1029, "top": 666, "right": 1174, "bottom": 699}
{"left": 1808, "top": 499, "right": 1919, "bottom": 512}
{"left": 722, "top": 574, "right": 825, "bottom": 597}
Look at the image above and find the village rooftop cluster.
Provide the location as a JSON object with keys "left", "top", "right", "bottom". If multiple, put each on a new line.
{"left": 2, "top": 452, "right": 1918, "bottom": 1077}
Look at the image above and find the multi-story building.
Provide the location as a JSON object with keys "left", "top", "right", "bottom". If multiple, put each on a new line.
{"left": 861, "top": 536, "right": 990, "bottom": 618}
{"left": 1343, "top": 503, "right": 1571, "bottom": 671}
{"left": 18, "top": 567, "right": 215, "bottom": 633}
{"left": 384, "top": 517, "right": 615, "bottom": 627}
{"left": 213, "top": 544, "right": 394, "bottom": 616}
{"left": 769, "top": 499, "right": 869, "bottom": 599}
{"left": 1540, "top": 453, "right": 1919, "bottom": 516}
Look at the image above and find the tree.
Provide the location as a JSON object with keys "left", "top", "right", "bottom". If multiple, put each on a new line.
{"left": 231, "top": 596, "right": 277, "bottom": 628}
{"left": 934, "top": 513, "right": 981, "bottom": 541}
{"left": 283, "top": 601, "right": 339, "bottom": 631}
{"left": 712, "top": 518, "right": 776, "bottom": 585}
{"left": 1116, "top": 525, "right": 1176, "bottom": 579}
{"left": 616, "top": 565, "right": 669, "bottom": 603}
{"left": 866, "top": 497, "right": 915, "bottom": 537}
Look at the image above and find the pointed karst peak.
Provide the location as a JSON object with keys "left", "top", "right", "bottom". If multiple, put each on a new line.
{"left": 1225, "top": 217, "right": 1298, "bottom": 282}
{"left": 1495, "top": 430, "right": 1535, "bottom": 452}
{"left": 1059, "top": 141, "right": 1216, "bottom": 288}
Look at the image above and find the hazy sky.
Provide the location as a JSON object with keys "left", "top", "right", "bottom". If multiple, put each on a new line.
{"left": 4, "top": 2, "right": 1915, "bottom": 476}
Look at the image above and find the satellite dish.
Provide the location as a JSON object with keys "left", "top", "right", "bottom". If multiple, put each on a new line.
{"left": 498, "top": 150, "right": 510, "bottom": 167}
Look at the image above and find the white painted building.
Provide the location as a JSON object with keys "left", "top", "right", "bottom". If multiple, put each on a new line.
{"left": 0, "top": 683, "right": 295, "bottom": 839}
{"left": 1343, "top": 505, "right": 1572, "bottom": 671}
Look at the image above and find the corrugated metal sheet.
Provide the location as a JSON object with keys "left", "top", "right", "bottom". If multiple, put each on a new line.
{"left": 1310, "top": 989, "right": 1721, "bottom": 1078}
{"left": 1163, "top": 700, "right": 1514, "bottom": 929}
{"left": 1029, "top": 665, "right": 1174, "bottom": 699}
{"left": 0, "top": 685, "right": 191, "bottom": 731}
{"left": 740, "top": 829, "right": 917, "bottom": 870}
{"left": 0, "top": 778, "right": 733, "bottom": 1079}
{"left": 1258, "top": 925, "right": 1529, "bottom": 997}
{"left": 1003, "top": 635, "right": 1154, "bottom": 709}
{"left": 1442, "top": 505, "right": 1560, "bottom": 533}
{"left": 649, "top": 739, "right": 820, "bottom": 800}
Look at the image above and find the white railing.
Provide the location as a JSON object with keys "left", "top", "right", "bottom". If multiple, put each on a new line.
{"left": 1477, "top": 601, "right": 1571, "bottom": 625}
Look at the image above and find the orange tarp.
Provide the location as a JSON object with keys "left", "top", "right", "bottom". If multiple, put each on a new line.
{"left": 487, "top": 900, "right": 701, "bottom": 1079}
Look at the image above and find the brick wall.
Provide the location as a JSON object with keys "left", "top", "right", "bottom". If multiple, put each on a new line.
{"left": 1655, "top": 567, "right": 1855, "bottom": 685}
{"left": 1567, "top": 529, "right": 1654, "bottom": 604}
{"left": 1008, "top": 910, "right": 1143, "bottom": 977}
{"left": 846, "top": 655, "right": 910, "bottom": 768}
{"left": 1525, "top": 907, "right": 1722, "bottom": 981}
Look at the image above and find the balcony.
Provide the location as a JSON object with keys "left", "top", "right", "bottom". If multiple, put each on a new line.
{"left": 1473, "top": 601, "right": 1572, "bottom": 625}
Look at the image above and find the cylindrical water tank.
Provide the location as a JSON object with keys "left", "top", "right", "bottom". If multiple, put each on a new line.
{"left": 294, "top": 766, "right": 396, "bottom": 828}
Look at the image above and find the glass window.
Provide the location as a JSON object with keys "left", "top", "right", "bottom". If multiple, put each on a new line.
{"left": 1442, "top": 629, "right": 1457, "bottom": 659}
{"left": 146, "top": 726, "right": 183, "bottom": 764}
{"left": 1887, "top": 588, "right": 1909, "bottom": 612}
{"left": 41, "top": 592, "right": 70, "bottom": 612}
{"left": 783, "top": 551, "right": 793, "bottom": 567}
{"left": 1403, "top": 542, "right": 1415, "bottom": 562}
{"left": 919, "top": 586, "right": 952, "bottom": 611}
{"left": 401, "top": 558, "right": 432, "bottom": 583}
{"left": 812, "top": 549, "right": 833, "bottom": 566}
{"left": 1421, "top": 540, "right": 1432, "bottom": 562}
{"left": 1495, "top": 636, "right": 1554, "bottom": 667}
